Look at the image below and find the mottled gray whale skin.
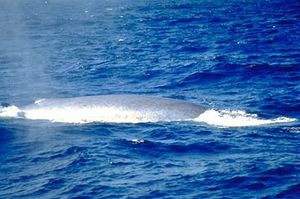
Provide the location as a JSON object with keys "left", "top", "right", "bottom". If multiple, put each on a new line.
{"left": 23, "top": 95, "right": 207, "bottom": 122}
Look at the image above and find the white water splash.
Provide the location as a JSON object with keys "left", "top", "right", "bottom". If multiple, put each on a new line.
{"left": 195, "top": 109, "right": 297, "bottom": 127}
{"left": 34, "top": 98, "right": 46, "bottom": 104}
{"left": 0, "top": 105, "right": 22, "bottom": 118}
{"left": 131, "top": 139, "right": 145, "bottom": 144}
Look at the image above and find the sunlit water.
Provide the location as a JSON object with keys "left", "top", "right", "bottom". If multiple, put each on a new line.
{"left": 0, "top": 0, "right": 300, "bottom": 198}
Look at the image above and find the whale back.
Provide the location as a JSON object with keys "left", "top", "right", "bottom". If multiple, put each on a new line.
{"left": 23, "top": 95, "right": 206, "bottom": 123}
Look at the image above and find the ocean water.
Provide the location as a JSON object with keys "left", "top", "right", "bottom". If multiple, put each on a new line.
{"left": 0, "top": 0, "right": 300, "bottom": 198}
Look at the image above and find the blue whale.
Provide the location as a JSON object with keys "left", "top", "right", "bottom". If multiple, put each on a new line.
{"left": 0, "top": 95, "right": 296, "bottom": 126}
{"left": 19, "top": 95, "right": 207, "bottom": 123}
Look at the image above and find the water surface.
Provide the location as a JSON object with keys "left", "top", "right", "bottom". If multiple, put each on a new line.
{"left": 0, "top": 0, "right": 299, "bottom": 198}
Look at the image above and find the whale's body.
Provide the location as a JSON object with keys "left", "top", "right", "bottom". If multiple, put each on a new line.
{"left": 0, "top": 95, "right": 296, "bottom": 126}
{"left": 20, "top": 95, "right": 207, "bottom": 123}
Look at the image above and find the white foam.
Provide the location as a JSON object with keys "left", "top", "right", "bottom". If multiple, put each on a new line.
{"left": 131, "top": 139, "right": 145, "bottom": 144}
{"left": 0, "top": 105, "right": 22, "bottom": 118}
{"left": 194, "top": 109, "right": 297, "bottom": 127}
{"left": 34, "top": 98, "right": 45, "bottom": 104}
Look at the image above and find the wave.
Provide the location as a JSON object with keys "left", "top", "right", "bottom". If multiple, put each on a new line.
{"left": 0, "top": 104, "right": 296, "bottom": 127}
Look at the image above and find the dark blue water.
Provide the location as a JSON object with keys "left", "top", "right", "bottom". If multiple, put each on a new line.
{"left": 0, "top": 0, "right": 300, "bottom": 198}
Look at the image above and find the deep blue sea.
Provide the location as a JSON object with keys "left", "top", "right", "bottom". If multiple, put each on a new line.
{"left": 1, "top": 0, "right": 300, "bottom": 198}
